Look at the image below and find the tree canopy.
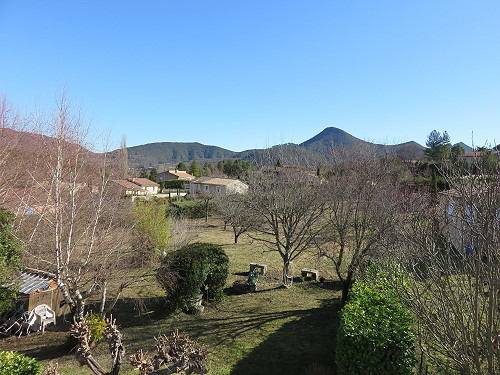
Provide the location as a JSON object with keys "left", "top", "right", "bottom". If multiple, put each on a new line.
{"left": 424, "top": 130, "right": 451, "bottom": 161}
{"left": 176, "top": 162, "right": 187, "bottom": 171}
{"left": 189, "top": 158, "right": 202, "bottom": 177}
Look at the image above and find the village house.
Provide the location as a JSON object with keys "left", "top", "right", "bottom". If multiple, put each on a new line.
{"left": 458, "top": 150, "right": 500, "bottom": 166}
{"left": 189, "top": 177, "right": 248, "bottom": 195}
{"left": 111, "top": 177, "right": 159, "bottom": 196}
{"left": 438, "top": 183, "right": 499, "bottom": 254}
{"left": 157, "top": 170, "right": 195, "bottom": 182}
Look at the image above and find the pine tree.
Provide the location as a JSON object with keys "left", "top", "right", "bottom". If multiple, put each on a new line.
{"left": 189, "top": 158, "right": 202, "bottom": 177}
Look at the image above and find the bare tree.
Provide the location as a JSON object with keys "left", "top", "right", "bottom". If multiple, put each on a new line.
{"left": 0, "top": 95, "right": 26, "bottom": 205}
{"left": 14, "top": 94, "right": 134, "bottom": 320}
{"left": 214, "top": 194, "right": 253, "bottom": 243}
{"left": 384, "top": 164, "right": 499, "bottom": 375}
{"left": 118, "top": 134, "right": 129, "bottom": 178}
{"left": 320, "top": 148, "right": 404, "bottom": 303}
{"left": 168, "top": 216, "right": 196, "bottom": 250}
{"left": 246, "top": 169, "right": 326, "bottom": 287}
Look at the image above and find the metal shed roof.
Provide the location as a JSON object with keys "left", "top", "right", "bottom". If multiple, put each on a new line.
{"left": 18, "top": 271, "right": 53, "bottom": 294}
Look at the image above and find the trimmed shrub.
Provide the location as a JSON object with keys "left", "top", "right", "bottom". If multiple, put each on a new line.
{"left": 0, "top": 351, "right": 41, "bottom": 375}
{"left": 158, "top": 242, "right": 229, "bottom": 312}
{"left": 336, "top": 270, "right": 415, "bottom": 375}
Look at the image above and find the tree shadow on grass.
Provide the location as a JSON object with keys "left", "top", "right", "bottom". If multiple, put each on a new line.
{"left": 228, "top": 298, "right": 342, "bottom": 375}
{"left": 19, "top": 342, "right": 75, "bottom": 361}
{"left": 223, "top": 284, "right": 284, "bottom": 296}
{"left": 79, "top": 297, "right": 171, "bottom": 329}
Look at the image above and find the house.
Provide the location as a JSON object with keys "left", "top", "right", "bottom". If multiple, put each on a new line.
{"left": 111, "top": 178, "right": 159, "bottom": 196}
{"left": 189, "top": 177, "right": 248, "bottom": 195}
{"left": 459, "top": 150, "right": 500, "bottom": 166}
{"left": 157, "top": 170, "right": 195, "bottom": 182}
{"left": 438, "top": 183, "right": 499, "bottom": 254}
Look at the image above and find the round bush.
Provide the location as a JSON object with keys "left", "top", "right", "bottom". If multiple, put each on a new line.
{"left": 336, "top": 277, "right": 415, "bottom": 375}
{"left": 0, "top": 351, "right": 41, "bottom": 375}
{"left": 158, "top": 242, "right": 229, "bottom": 312}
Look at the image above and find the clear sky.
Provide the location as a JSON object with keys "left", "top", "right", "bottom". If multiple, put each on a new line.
{"left": 1, "top": 1, "right": 498, "bottom": 151}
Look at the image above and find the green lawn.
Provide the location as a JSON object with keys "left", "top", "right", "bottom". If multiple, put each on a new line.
{"left": 0, "top": 218, "right": 341, "bottom": 375}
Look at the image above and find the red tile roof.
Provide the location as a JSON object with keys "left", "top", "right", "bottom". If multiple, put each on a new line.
{"left": 168, "top": 170, "right": 195, "bottom": 180}
{"left": 111, "top": 179, "right": 144, "bottom": 190}
{"left": 128, "top": 178, "right": 159, "bottom": 187}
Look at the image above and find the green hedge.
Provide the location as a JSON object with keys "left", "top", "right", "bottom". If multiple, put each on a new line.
{"left": 158, "top": 242, "right": 229, "bottom": 312}
{"left": 0, "top": 351, "right": 41, "bottom": 375}
{"left": 336, "top": 270, "right": 415, "bottom": 375}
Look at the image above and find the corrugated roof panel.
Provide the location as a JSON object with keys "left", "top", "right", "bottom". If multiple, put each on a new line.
{"left": 18, "top": 271, "right": 53, "bottom": 294}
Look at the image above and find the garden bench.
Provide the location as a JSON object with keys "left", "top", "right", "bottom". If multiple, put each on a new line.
{"left": 301, "top": 268, "right": 319, "bottom": 281}
{"left": 249, "top": 263, "right": 267, "bottom": 275}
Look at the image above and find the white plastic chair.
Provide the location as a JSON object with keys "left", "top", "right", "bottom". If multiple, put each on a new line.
{"left": 31, "top": 304, "right": 56, "bottom": 333}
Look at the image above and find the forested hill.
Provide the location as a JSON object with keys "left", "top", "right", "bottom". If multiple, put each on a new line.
{"left": 127, "top": 142, "right": 239, "bottom": 167}
{"left": 299, "top": 127, "right": 425, "bottom": 160}
{"left": 125, "top": 127, "right": 427, "bottom": 168}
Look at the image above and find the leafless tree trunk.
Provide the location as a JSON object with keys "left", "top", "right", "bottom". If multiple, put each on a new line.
{"left": 119, "top": 135, "right": 128, "bottom": 178}
{"left": 214, "top": 194, "right": 253, "bottom": 243}
{"left": 13, "top": 94, "right": 134, "bottom": 321}
{"left": 320, "top": 147, "right": 405, "bottom": 303}
{"left": 72, "top": 315, "right": 208, "bottom": 375}
{"left": 71, "top": 316, "right": 125, "bottom": 375}
{"left": 246, "top": 169, "right": 326, "bottom": 287}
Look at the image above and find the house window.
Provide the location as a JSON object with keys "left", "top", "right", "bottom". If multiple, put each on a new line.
{"left": 204, "top": 185, "right": 209, "bottom": 192}
{"left": 216, "top": 186, "right": 221, "bottom": 193}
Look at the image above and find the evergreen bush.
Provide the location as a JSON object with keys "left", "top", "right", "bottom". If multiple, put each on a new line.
{"left": 84, "top": 313, "right": 107, "bottom": 343}
{"left": 336, "top": 269, "right": 415, "bottom": 375}
{"left": 158, "top": 242, "right": 229, "bottom": 312}
{"left": 167, "top": 200, "right": 207, "bottom": 218}
{"left": 0, "top": 351, "right": 41, "bottom": 375}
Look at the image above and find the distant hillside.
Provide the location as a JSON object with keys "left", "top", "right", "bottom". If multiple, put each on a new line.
{"left": 300, "top": 127, "right": 363, "bottom": 152}
{"left": 1, "top": 127, "right": 55, "bottom": 152}
{"left": 300, "top": 127, "right": 425, "bottom": 160}
{"left": 454, "top": 142, "right": 473, "bottom": 153}
{"left": 125, "top": 127, "right": 428, "bottom": 168}
{"left": 383, "top": 141, "right": 425, "bottom": 160}
{"left": 1, "top": 127, "right": 97, "bottom": 159}
{"left": 127, "top": 142, "right": 239, "bottom": 168}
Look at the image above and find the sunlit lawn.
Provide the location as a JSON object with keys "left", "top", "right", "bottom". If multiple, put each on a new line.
{"left": 0, "top": 217, "right": 341, "bottom": 375}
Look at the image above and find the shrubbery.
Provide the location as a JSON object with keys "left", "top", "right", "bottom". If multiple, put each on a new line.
{"left": 167, "top": 200, "right": 208, "bottom": 218}
{"left": 336, "top": 267, "right": 415, "bottom": 375}
{"left": 83, "top": 312, "right": 107, "bottom": 343}
{"left": 132, "top": 201, "right": 170, "bottom": 263}
{"left": 0, "top": 351, "right": 41, "bottom": 375}
{"left": 0, "top": 208, "right": 20, "bottom": 314}
{"left": 158, "top": 242, "right": 229, "bottom": 312}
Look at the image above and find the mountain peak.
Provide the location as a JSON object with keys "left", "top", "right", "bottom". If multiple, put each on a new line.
{"left": 300, "top": 126, "right": 362, "bottom": 149}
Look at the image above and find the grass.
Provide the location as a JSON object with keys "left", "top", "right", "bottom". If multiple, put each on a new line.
{"left": 0, "top": 218, "right": 341, "bottom": 374}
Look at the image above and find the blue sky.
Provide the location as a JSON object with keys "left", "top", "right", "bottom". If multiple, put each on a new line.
{"left": 0, "top": 1, "right": 498, "bottom": 151}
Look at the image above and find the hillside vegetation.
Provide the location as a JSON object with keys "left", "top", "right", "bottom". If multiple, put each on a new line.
{"left": 124, "top": 126, "right": 427, "bottom": 168}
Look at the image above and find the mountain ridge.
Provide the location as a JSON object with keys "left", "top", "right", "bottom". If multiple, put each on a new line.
{"left": 2, "top": 126, "right": 474, "bottom": 168}
{"left": 124, "top": 127, "right": 431, "bottom": 168}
